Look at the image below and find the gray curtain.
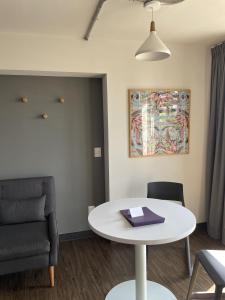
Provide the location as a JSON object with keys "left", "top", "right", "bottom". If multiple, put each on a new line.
{"left": 207, "top": 43, "right": 225, "bottom": 243}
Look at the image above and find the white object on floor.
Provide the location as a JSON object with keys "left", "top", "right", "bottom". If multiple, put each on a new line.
{"left": 88, "top": 198, "right": 196, "bottom": 300}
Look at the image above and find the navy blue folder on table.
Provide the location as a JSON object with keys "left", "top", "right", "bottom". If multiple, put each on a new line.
{"left": 120, "top": 207, "right": 165, "bottom": 227}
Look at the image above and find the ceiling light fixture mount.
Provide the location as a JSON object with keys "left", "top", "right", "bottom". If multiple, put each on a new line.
{"left": 144, "top": 0, "right": 161, "bottom": 11}
{"left": 131, "top": 0, "right": 185, "bottom": 5}
{"left": 159, "top": 0, "right": 185, "bottom": 4}
{"left": 135, "top": 0, "right": 171, "bottom": 61}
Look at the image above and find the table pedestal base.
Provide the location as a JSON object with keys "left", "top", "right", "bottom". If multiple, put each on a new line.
{"left": 105, "top": 280, "right": 177, "bottom": 300}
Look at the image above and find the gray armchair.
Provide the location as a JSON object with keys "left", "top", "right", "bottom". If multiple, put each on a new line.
{"left": 0, "top": 176, "right": 58, "bottom": 287}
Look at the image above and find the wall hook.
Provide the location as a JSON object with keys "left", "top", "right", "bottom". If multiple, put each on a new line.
{"left": 20, "top": 97, "right": 28, "bottom": 103}
{"left": 59, "top": 97, "right": 65, "bottom": 104}
{"left": 41, "top": 113, "right": 48, "bottom": 120}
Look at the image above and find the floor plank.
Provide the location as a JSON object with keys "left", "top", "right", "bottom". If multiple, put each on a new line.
{"left": 0, "top": 228, "right": 224, "bottom": 300}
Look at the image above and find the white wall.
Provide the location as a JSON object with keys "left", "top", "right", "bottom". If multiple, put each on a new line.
{"left": 0, "top": 33, "right": 210, "bottom": 225}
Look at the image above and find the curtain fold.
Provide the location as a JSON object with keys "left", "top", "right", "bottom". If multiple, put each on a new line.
{"left": 206, "top": 43, "right": 225, "bottom": 243}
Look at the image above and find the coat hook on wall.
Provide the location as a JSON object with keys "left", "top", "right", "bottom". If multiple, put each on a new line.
{"left": 20, "top": 97, "right": 28, "bottom": 103}
{"left": 41, "top": 113, "right": 48, "bottom": 120}
{"left": 59, "top": 97, "right": 65, "bottom": 104}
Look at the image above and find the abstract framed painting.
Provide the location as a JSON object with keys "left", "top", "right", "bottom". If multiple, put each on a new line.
{"left": 128, "top": 88, "right": 191, "bottom": 157}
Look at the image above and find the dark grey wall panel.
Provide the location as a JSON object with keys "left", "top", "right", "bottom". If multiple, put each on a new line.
{"left": 0, "top": 75, "right": 105, "bottom": 234}
{"left": 90, "top": 79, "right": 105, "bottom": 206}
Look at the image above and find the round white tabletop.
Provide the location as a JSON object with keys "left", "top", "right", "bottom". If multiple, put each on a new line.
{"left": 88, "top": 198, "right": 196, "bottom": 300}
{"left": 88, "top": 198, "right": 196, "bottom": 246}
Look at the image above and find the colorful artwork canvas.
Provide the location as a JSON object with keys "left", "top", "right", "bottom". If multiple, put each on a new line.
{"left": 129, "top": 89, "right": 190, "bottom": 157}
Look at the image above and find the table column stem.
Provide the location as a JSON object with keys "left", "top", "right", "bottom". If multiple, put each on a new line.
{"left": 135, "top": 244, "right": 147, "bottom": 300}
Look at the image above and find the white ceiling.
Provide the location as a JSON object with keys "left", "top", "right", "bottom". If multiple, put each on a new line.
{"left": 0, "top": 0, "right": 224, "bottom": 45}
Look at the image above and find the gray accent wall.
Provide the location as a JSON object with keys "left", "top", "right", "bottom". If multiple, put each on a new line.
{"left": 0, "top": 75, "right": 105, "bottom": 234}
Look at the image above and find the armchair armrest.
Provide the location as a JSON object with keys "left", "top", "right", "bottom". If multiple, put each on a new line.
{"left": 47, "top": 212, "right": 59, "bottom": 266}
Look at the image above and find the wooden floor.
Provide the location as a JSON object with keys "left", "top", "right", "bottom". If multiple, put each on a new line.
{"left": 0, "top": 228, "right": 224, "bottom": 300}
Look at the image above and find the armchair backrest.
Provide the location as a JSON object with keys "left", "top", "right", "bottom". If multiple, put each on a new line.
{"left": 0, "top": 176, "right": 55, "bottom": 216}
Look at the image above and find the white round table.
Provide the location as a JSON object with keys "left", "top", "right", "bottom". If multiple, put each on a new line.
{"left": 88, "top": 198, "right": 196, "bottom": 300}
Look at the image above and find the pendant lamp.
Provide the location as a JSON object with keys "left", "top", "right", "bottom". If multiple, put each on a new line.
{"left": 135, "top": 4, "right": 171, "bottom": 61}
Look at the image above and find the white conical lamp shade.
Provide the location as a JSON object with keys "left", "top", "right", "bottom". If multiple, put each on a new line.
{"left": 135, "top": 21, "right": 171, "bottom": 61}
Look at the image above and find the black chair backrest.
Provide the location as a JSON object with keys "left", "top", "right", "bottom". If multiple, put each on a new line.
{"left": 147, "top": 181, "right": 185, "bottom": 206}
{"left": 0, "top": 176, "right": 55, "bottom": 216}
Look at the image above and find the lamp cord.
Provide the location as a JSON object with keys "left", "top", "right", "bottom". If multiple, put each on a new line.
{"left": 151, "top": 7, "right": 154, "bottom": 21}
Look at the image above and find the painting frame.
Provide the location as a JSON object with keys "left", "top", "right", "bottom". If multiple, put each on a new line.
{"left": 128, "top": 88, "right": 191, "bottom": 158}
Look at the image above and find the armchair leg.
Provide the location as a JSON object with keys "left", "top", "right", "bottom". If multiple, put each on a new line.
{"left": 186, "top": 257, "right": 200, "bottom": 300}
{"left": 48, "top": 266, "right": 55, "bottom": 287}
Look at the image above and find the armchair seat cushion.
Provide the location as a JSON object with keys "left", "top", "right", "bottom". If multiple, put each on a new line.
{"left": 0, "top": 221, "right": 50, "bottom": 262}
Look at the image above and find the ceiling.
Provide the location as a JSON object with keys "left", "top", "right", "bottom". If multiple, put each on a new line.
{"left": 0, "top": 0, "right": 224, "bottom": 45}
